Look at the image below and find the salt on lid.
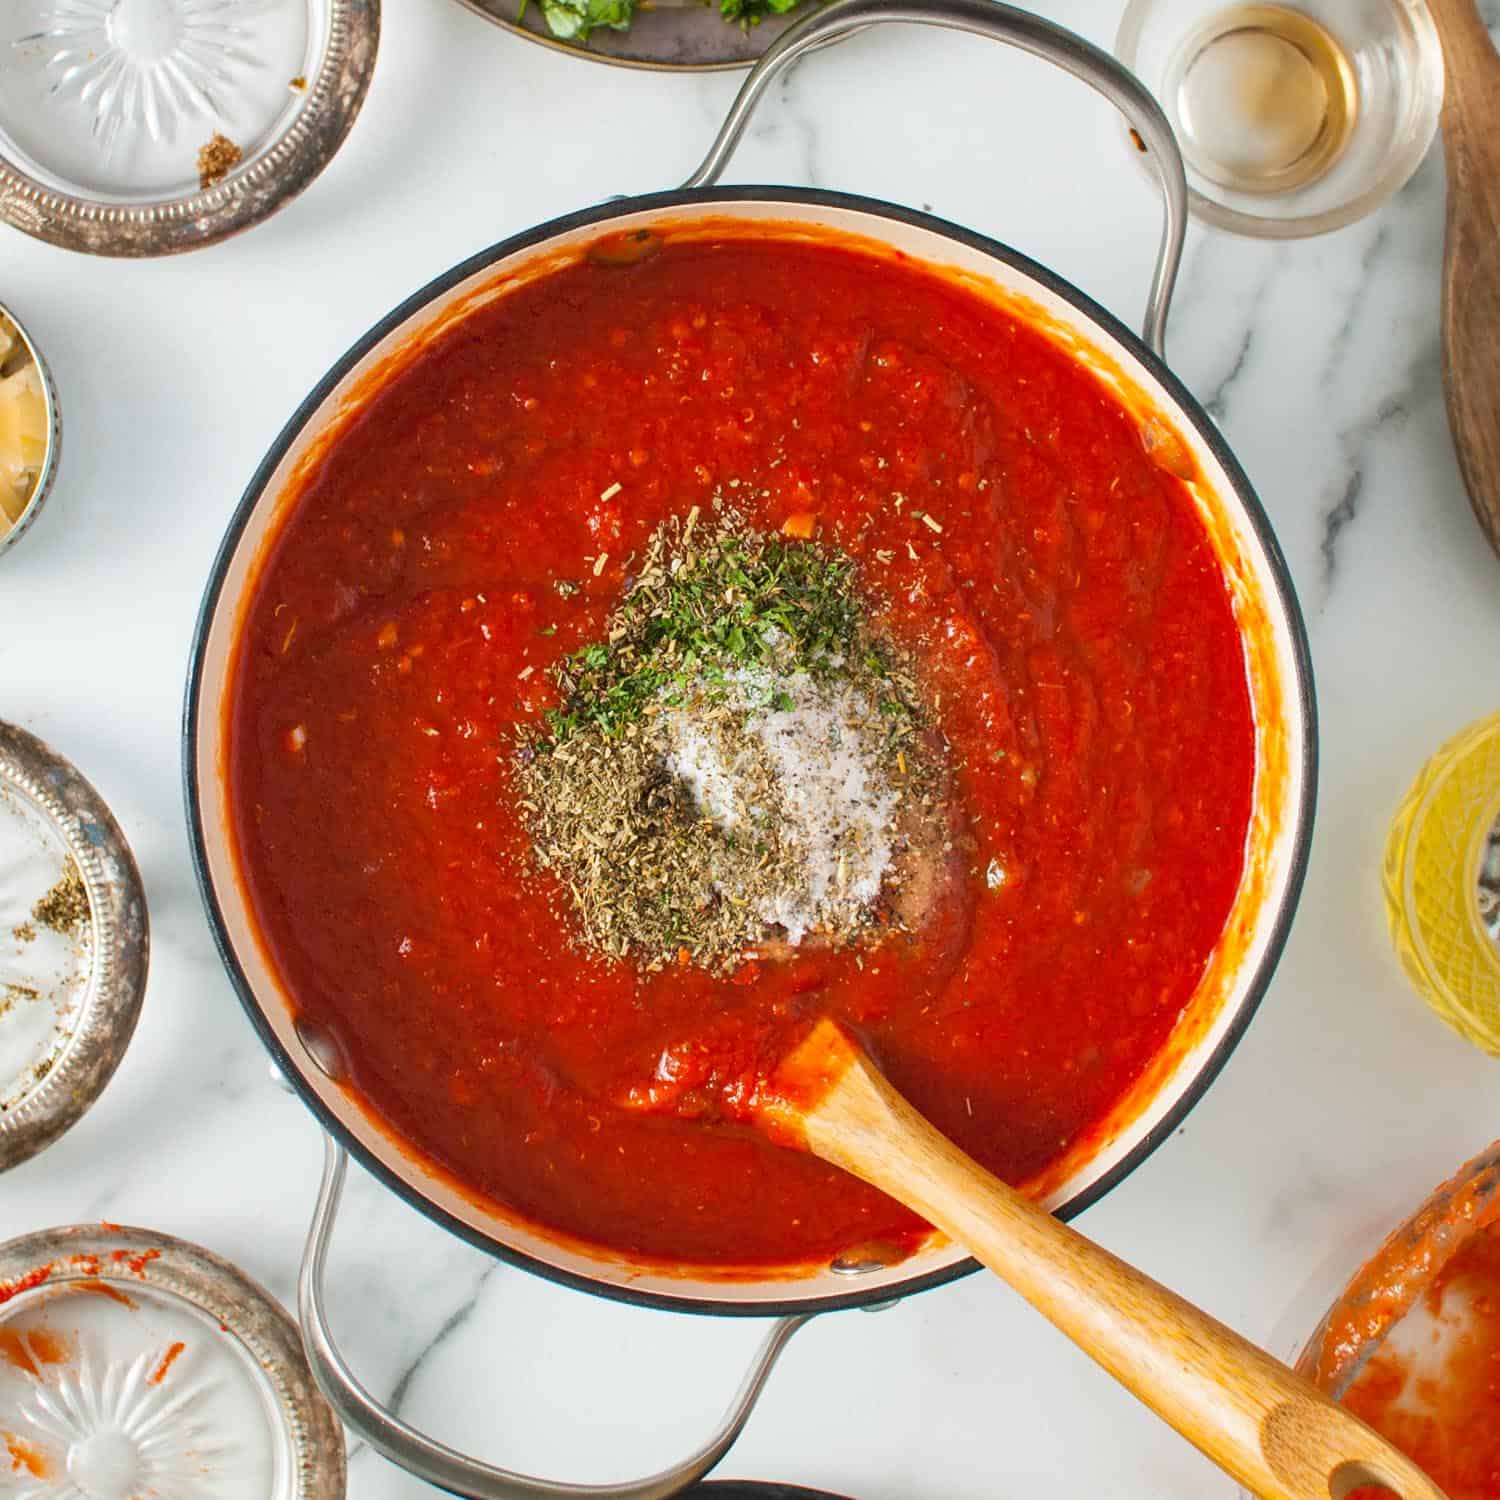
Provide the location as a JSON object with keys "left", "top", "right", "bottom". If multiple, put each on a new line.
{"left": 0, "top": 1224, "right": 345, "bottom": 1498}
{"left": 0, "top": 721, "right": 147, "bottom": 1171}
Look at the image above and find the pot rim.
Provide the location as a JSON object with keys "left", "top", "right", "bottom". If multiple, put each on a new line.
{"left": 183, "top": 184, "right": 1318, "bottom": 1317}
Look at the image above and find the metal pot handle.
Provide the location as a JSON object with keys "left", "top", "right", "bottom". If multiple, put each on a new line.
{"left": 299, "top": 1134, "right": 813, "bottom": 1500}
{"left": 683, "top": 0, "right": 1187, "bottom": 358}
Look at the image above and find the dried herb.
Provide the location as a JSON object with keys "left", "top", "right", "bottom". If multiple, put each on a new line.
{"left": 197, "top": 133, "right": 243, "bottom": 189}
{"left": 0, "top": 981, "right": 41, "bottom": 1019}
{"left": 541, "top": 511, "right": 902, "bottom": 747}
{"left": 517, "top": 514, "right": 929, "bottom": 972}
{"left": 33, "top": 863, "right": 88, "bottom": 934}
{"left": 11, "top": 921, "right": 35, "bottom": 944}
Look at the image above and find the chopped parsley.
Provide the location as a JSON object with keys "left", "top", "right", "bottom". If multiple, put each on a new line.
{"left": 540, "top": 512, "right": 900, "bottom": 748}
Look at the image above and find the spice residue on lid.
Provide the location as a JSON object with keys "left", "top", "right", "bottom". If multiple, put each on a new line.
{"left": 516, "top": 509, "right": 938, "bottom": 972}
{"left": 2, "top": 810, "right": 93, "bottom": 1118}
{"left": 197, "top": 133, "right": 243, "bottom": 188}
{"left": 31, "top": 862, "right": 88, "bottom": 935}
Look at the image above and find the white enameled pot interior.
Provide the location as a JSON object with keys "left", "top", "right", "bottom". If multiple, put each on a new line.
{"left": 192, "top": 197, "right": 1311, "bottom": 1309}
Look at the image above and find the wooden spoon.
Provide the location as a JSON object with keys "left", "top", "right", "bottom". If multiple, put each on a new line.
{"left": 1425, "top": 0, "right": 1500, "bottom": 558}
{"left": 757, "top": 1020, "right": 1447, "bottom": 1500}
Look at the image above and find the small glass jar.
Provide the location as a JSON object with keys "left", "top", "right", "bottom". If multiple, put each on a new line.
{"left": 1383, "top": 712, "right": 1500, "bottom": 1056}
{"left": 1114, "top": 0, "right": 1444, "bottom": 237}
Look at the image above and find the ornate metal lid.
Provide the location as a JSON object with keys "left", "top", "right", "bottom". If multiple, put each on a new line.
{"left": 0, "top": 1223, "right": 346, "bottom": 1497}
{"left": 0, "top": 0, "right": 378, "bottom": 257}
{"left": 0, "top": 721, "right": 147, "bottom": 1171}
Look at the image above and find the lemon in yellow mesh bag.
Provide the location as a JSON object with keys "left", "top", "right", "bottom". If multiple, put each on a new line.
{"left": 1384, "top": 712, "right": 1500, "bottom": 1055}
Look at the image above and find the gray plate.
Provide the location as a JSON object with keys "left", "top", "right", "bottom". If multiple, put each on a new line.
{"left": 0, "top": 721, "right": 148, "bottom": 1172}
{"left": 453, "top": 0, "right": 805, "bottom": 70}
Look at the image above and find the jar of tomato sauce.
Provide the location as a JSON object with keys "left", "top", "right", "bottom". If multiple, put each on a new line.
{"left": 1296, "top": 1142, "right": 1500, "bottom": 1499}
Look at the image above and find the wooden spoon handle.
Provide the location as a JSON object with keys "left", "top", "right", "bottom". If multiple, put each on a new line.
{"left": 1426, "top": 0, "right": 1500, "bottom": 556}
{"left": 797, "top": 1040, "right": 1447, "bottom": 1500}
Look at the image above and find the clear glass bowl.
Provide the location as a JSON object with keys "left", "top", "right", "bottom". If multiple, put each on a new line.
{"left": 1115, "top": 0, "right": 1445, "bottom": 238}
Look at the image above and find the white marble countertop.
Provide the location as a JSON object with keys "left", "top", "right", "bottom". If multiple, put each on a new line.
{"left": 4, "top": 1, "right": 1499, "bottom": 1494}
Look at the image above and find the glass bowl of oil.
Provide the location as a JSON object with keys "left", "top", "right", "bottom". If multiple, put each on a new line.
{"left": 1114, "top": 0, "right": 1444, "bottom": 237}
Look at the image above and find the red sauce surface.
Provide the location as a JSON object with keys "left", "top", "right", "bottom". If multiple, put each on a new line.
{"left": 228, "top": 231, "right": 1255, "bottom": 1267}
{"left": 1344, "top": 1224, "right": 1500, "bottom": 1498}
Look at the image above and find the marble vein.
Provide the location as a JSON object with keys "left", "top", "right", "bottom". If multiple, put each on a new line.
{"left": 1169, "top": 235, "right": 1283, "bottom": 424}
{"left": 388, "top": 1260, "right": 504, "bottom": 1416}
{"left": 1200, "top": 259, "right": 1278, "bottom": 423}
{"left": 1318, "top": 225, "right": 1391, "bottom": 394}
{"left": 1315, "top": 361, "right": 1437, "bottom": 597}
{"left": 775, "top": 70, "right": 823, "bottom": 188}
{"left": 1310, "top": 208, "right": 1441, "bottom": 597}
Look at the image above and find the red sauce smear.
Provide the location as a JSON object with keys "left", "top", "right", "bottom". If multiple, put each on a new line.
{"left": 0, "top": 1327, "right": 66, "bottom": 1378}
{"left": 0, "top": 1266, "right": 53, "bottom": 1307}
{"left": 75, "top": 1280, "right": 137, "bottom": 1308}
{"left": 228, "top": 230, "right": 1256, "bottom": 1267}
{"left": 109, "top": 1248, "right": 160, "bottom": 1276}
{"left": 1343, "top": 1223, "right": 1500, "bottom": 1499}
{"left": 4, "top": 1434, "right": 51, "bottom": 1479}
{"left": 1316, "top": 1145, "right": 1500, "bottom": 1390}
{"left": 149, "top": 1340, "right": 185, "bottom": 1385}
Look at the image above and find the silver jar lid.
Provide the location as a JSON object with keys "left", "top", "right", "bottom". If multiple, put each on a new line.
{"left": 0, "top": 0, "right": 379, "bottom": 257}
{"left": 0, "top": 721, "right": 148, "bottom": 1171}
{"left": 0, "top": 1223, "right": 346, "bottom": 1498}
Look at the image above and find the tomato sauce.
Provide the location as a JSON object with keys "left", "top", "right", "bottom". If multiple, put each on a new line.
{"left": 227, "top": 230, "right": 1255, "bottom": 1267}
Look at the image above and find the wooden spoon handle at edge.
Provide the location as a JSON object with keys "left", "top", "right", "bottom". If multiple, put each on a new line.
{"left": 802, "top": 1046, "right": 1449, "bottom": 1500}
{"left": 1427, "top": 0, "right": 1500, "bottom": 557}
